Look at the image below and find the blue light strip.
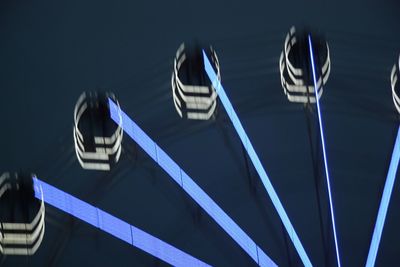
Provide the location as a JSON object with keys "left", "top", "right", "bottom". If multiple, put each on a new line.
{"left": 308, "top": 35, "right": 341, "bottom": 267}
{"left": 32, "top": 178, "right": 210, "bottom": 267}
{"left": 202, "top": 51, "right": 312, "bottom": 266}
{"left": 108, "top": 99, "right": 277, "bottom": 267}
{"left": 366, "top": 126, "right": 400, "bottom": 267}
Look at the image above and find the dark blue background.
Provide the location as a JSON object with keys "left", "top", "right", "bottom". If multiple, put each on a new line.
{"left": 0, "top": 0, "right": 399, "bottom": 266}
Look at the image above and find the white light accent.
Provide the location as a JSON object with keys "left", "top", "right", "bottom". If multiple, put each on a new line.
{"left": 0, "top": 174, "right": 45, "bottom": 256}
{"left": 279, "top": 27, "right": 331, "bottom": 104}
{"left": 391, "top": 59, "right": 400, "bottom": 114}
{"left": 172, "top": 43, "right": 221, "bottom": 120}
{"left": 73, "top": 92, "right": 123, "bottom": 171}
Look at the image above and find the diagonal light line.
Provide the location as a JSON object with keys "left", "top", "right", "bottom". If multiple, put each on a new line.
{"left": 308, "top": 35, "right": 341, "bottom": 267}
{"left": 108, "top": 98, "right": 277, "bottom": 267}
{"left": 203, "top": 51, "right": 312, "bottom": 267}
{"left": 365, "top": 126, "right": 400, "bottom": 267}
{"left": 32, "top": 177, "right": 210, "bottom": 267}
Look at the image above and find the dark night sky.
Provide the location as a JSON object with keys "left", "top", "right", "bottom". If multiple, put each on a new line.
{"left": 1, "top": 0, "right": 400, "bottom": 266}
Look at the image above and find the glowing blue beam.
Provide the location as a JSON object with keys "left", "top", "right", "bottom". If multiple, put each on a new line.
{"left": 308, "top": 35, "right": 341, "bottom": 267}
{"left": 108, "top": 99, "right": 277, "bottom": 267}
{"left": 366, "top": 126, "right": 400, "bottom": 267}
{"left": 33, "top": 178, "right": 210, "bottom": 267}
{"left": 203, "top": 51, "right": 312, "bottom": 267}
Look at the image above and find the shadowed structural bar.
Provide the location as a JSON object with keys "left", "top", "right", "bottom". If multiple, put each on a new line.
{"left": 108, "top": 98, "right": 277, "bottom": 267}
{"left": 33, "top": 177, "right": 210, "bottom": 267}
{"left": 203, "top": 50, "right": 312, "bottom": 267}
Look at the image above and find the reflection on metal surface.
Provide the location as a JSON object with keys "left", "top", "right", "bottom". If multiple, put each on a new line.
{"left": 0, "top": 173, "right": 45, "bottom": 255}
{"left": 73, "top": 92, "right": 123, "bottom": 171}
{"left": 172, "top": 43, "right": 220, "bottom": 120}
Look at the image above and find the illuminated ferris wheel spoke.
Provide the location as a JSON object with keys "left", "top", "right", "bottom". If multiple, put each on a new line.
{"left": 366, "top": 58, "right": 400, "bottom": 267}
{"left": 203, "top": 50, "right": 313, "bottom": 267}
{"left": 365, "top": 127, "right": 400, "bottom": 267}
{"left": 308, "top": 35, "right": 341, "bottom": 267}
{"left": 32, "top": 177, "right": 210, "bottom": 267}
{"left": 108, "top": 98, "right": 277, "bottom": 267}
